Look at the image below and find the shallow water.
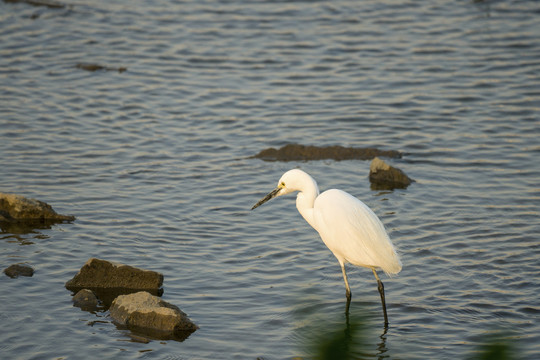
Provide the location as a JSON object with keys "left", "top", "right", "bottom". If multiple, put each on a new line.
{"left": 1, "top": 0, "right": 539, "bottom": 359}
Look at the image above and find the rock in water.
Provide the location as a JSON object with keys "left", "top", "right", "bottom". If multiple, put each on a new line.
{"left": 4, "top": 264, "right": 34, "bottom": 278}
{"left": 0, "top": 193, "right": 75, "bottom": 222}
{"left": 75, "top": 63, "right": 127, "bottom": 73}
{"left": 369, "top": 157, "right": 414, "bottom": 190}
{"left": 251, "top": 144, "right": 402, "bottom": 161}
{"left": 109, "top": 291, "right": 198, "bottom": 341}
{"left": 65, "top": 258, "right": 163, "bottom": 293}
{"left": 3, "top": 0, "right": 66, "bottom": 9}
{"left": 72, "top": 289, "right": 100, "bottom": 311}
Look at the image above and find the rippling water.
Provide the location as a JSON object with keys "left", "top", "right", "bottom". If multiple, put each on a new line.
{"left": 1, "top": 0, "right": 539, "bottom": 359}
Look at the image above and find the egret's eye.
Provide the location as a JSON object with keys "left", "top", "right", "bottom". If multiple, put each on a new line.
{"left": 280, "top": 182, "right": 285, "bottom": 188}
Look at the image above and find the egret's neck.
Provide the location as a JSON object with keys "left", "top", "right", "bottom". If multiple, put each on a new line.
{"left": 296, "top": 181, "right": 319, "bottom": 229}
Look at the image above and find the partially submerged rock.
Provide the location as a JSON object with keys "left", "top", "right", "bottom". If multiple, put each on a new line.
{"left": 252, "top": 144, "right": 401, "bottom": 162}
{"left": 4, "top": 264, "right": 34, "bottom": 278}
{"left": 110, "top": 291, "right": 198, "bottom": 341}
{"left": 76, "top": 63, "right": 127, "bottom": 73}
{"left": 3, "top": 0, "right": 66, "bottom": 8}
{"left": 0, "top": 193, "right": 75, "bottom": 223}
{"left": 65, "top": 258, "right": 163, "bottom": 291}
{"left": 65, "top": 258, "right": 164, "bottom": 305}
{"left": 72, "top": 289, "right": 100, "bottom": 311}
{"left": 369, "top": 157, "right": 413, "bottom": 190}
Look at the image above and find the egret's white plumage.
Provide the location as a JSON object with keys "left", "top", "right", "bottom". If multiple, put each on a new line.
{"left": 252, "top": 169, "right": 402, "bottom": 326}
{"left": 314, "top": 189, "right": 402, "bottom": 275}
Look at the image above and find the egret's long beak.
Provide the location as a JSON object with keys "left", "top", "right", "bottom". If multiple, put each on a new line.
{"left": 251, "top": 187, "right": 281, "bottom": 210}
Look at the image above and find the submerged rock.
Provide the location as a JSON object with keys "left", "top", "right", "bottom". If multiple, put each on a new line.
{"left": 72, "top": 289, "right": 100, "bottom": 311}
{"left": 369, "top": 157, "right": 414, "bottom": 190}
{"left": 3, "top": 0, "right": 66, "bottom": 8}
{"left": 4, "top": 264, "right": 34, "bottom": 278}
{"left": 252, "top": 144, "right": 401, "bottom": 162}
{"left": 65, "top": 258, "right": 164, "bottom": 296}
{"left": 76, "top": 63, "right": 127, "bottom": 73}
{"left": 110, "top": 291, "right": 198, "bottom": 341}
{"left": 0, "top": 193, "right": 75, "bottom": 223}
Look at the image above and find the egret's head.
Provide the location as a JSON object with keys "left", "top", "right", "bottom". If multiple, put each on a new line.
{"left": 251, "top": 169, "right": 310, "bottom": 210}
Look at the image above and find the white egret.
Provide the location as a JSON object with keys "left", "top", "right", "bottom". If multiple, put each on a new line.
{"left": 252, "top": 169, "right": 402, "bottom": 326}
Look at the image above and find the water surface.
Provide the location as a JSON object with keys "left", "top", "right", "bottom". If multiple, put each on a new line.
{"left": 1, "top": 0, "right": 539, "bottom": 359}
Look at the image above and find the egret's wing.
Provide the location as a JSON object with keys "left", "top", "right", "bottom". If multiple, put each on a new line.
{"left": 314, "top": 189, "right": 401, "bottom": 275}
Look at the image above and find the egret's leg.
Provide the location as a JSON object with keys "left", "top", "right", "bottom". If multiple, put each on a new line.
{"left": 372, "top": 268, "right": 389, "bottom": 327}
{"left": 339, "top": 260, "right": 352, "bottom": 301}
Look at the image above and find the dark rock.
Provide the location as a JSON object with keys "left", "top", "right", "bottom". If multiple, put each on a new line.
{"left": 3, "top": 0, "right": 65, "bottom": 8}
{"left": 369, "top": 157, "right": 414, "bottom": 190}
{"left": 76, "top": 63, "right": 127, "bottom": 73}
{"left": 110, "top": 291, "right": 198, "bottom": 341}
{"left": 0, "top": 220, "right": 63, "bottom": 235}
{"left": 127, "top": 333, "right": 151, "bottom": 343}
{"left": 76, "top": 63, "right": 105, "bottom": 72}
{"left": 65, "top": 258, "right": 163, "bottom": 294}
{"left": 0, "top": 192, "right": 75, "bottom": 233}
{"left": 4, "top": 264, "right": 34, "bottom": 278}
{"left": 72, "top": 289, "right": 100, "bottom": 311}
{"left": 0, "top": 193, "right": 75, "bottom": 223}
{"left": 251, "top": 144, "right": 401, "bottom": 162}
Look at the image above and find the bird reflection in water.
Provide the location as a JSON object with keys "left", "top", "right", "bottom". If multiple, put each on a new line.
{"left": 300, "top": 300, "right": 390, "bottom": 360}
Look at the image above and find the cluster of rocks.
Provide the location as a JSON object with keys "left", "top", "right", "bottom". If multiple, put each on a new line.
{"left": 2, "top": 193, "right": 73, "bottom": 277}
{"left": 251, "top": 144, "right": 414, "bottom": 190}
{"left": 66, "top": 258, "right": 197, "bottom": 341}
{"left": 1, "top": 193, "right": 196, "bottom": 342}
